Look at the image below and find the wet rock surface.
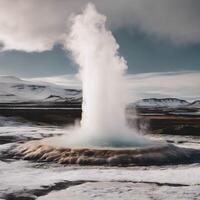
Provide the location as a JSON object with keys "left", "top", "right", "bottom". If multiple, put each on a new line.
{"left": 9, "top": 141, "right": 200, "bottom": 166}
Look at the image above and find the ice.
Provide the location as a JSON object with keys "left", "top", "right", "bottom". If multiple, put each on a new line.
{"left": 1, "top": 159, "right": 200, "bottom": 199}
{"left": 1, "top": 160, "right": 200, "bottom": 195}
{"left": 38, "top": 182, "right": 200, "bottom": 200}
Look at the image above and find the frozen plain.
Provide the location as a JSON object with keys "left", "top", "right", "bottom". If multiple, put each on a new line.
{"left": 0, "top": 116, "right": 200, "bottom": 200}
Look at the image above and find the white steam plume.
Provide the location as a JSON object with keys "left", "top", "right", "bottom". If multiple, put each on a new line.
{"left": 65, "top": 3, "right": 128, "bottom": 134}
{"left": 63, "top": 3, "right": 150, "bottom": 147}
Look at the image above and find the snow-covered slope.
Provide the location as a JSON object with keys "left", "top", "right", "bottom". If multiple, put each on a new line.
{"left": 0, "top": 76, "right": 199, "bottom": 108}
{"left": 135, "top": 98, "right": 189, "bottom": 108}
{"left": 0, "top": 76, "right": 81, "bottom": 103}
{"left": 189, "top": 100, "right": 200, "bottom": 108}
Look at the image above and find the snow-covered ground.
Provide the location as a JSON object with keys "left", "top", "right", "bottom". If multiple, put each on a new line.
{"left": 1, "top": 160, "right": 200, "bottom": 200}
{"left": 39, "top": 182, "right": 200, "bottom": 200}
{"left": 0, "top": 116, "right": 200, "bottom": 200}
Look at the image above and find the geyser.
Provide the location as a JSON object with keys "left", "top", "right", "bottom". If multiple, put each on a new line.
{"left": 67, "top": 3, "right": 127, "bottom": 134}
{"left": 62, "top": 3, "right": 151, "bottom": 147}
{"left": 10, "top": 3, "right": 200, "bottom": 166}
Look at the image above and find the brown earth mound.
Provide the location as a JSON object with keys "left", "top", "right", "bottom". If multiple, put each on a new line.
{"left": 10, "top": 141, "right": 200, "bottom": 166}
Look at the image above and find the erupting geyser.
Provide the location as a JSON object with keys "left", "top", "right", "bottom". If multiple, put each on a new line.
{"left": 67, "top": 3, "right": 127, "bottom": 134}
{"left": 11, "top": 4, "right": 200, "bottom": 166}
{"left": 62, "top": 3, "right": 151, "bottom": 147}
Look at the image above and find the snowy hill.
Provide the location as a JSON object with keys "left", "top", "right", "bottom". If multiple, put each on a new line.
{"left": 135, "top": 98, "right": 190, "bottom": 108}
{"left": 0, "top": 76, "right": 81, "bottom": 103}
{"left": 0, "top": 76, "right": 199, "bottom": 109}
{"left": 133, "top": 98, "right": 200, "bottom": 109}
{"left": 189, "top": 100, "right": 200, "bottom": 108}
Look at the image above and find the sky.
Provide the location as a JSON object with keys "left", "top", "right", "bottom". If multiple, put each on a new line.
{"left": 0, "top": 0, "right": 200, "bottom": 77}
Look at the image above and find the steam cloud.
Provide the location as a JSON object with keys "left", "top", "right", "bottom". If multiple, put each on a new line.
{"left": 65, "top": 3, "right": 128, "bottom": 135}
{"left": 60, "top": 3, "right": 150, "bottom": 147}
{"left": 0, "top": 0, "right": 200, "bottom": 51}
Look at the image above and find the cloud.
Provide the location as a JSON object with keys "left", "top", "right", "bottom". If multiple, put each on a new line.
{"left": 0, "top": 0, "right": 200, "bottom": 52}
{"left": 0, "top": 0, "right": 71, "bottom": 51}
{"left": 0, "top": 41, "right": 4, "bottom": 50}
{"left": 29, "top": 74, "right": 81, "bottom": 89}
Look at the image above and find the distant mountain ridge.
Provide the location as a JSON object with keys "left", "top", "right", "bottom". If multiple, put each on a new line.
{"left": 135, "top": 98, "right": 200, "bottom": 108}
{"left": 0, "top": 76, "right": 81, "bottom": 103}
{"left": 0, "top": 76, "right": 199, "bottom": 109}
{"left": 189, "top": 100, "right": 200, "bottom": 108}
